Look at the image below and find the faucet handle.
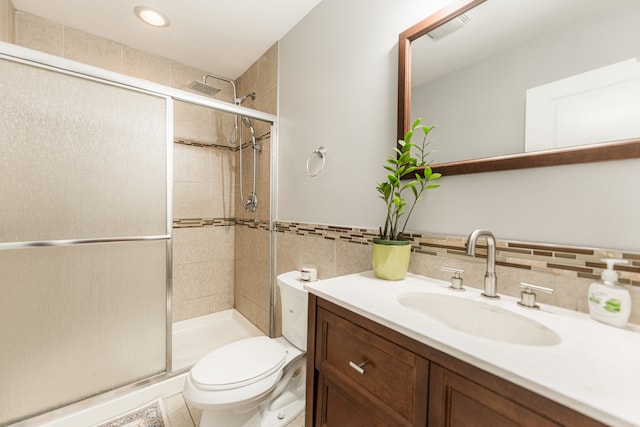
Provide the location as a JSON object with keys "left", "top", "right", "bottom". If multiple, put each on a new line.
{"left": 441, "top": 267, "right": 465, "bottom": 291}
{"left": 518, "top": 282, "right": 553, "bottom": 309}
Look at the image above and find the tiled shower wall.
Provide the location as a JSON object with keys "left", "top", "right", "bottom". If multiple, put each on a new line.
{"left": 275, "top": 221, "right": 640, "bottom": 326}
{"left": 0, "top": 0, "right": 15, "bottom": 43}
{"left": 7, "top": 7, "right": 276, "bottom": 331}
{"left": 233, "top": 44, "right": 277, "bottom": 334}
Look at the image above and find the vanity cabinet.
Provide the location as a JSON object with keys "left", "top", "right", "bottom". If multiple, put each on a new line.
{"left": 306, "top": 295, "right": 606, "bottom": 427}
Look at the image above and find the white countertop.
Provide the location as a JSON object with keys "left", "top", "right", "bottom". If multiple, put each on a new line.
{"left": 304, "top": 271, "right": 640, "bottom": 427}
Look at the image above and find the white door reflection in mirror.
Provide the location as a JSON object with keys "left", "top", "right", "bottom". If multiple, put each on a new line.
{"left": 525, "top": 58, "right": 640, "bottom": 152}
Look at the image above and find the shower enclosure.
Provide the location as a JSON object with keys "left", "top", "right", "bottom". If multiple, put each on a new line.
{"left": 0, "top": 42, "right": 277, "bottom": 426}
{"left": 0, "top": 54, "right": 172, "bottom": 425}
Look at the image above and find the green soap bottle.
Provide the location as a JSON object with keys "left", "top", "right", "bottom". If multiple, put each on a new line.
{"left": 588, "top": 259, "right": 631, "bottom": 328}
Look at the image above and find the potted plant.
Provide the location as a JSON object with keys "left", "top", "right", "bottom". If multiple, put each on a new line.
{"left": 373, "top": 118, "right": 441, "bottom": 280}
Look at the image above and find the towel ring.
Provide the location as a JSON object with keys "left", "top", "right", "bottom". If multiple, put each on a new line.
{"left": 306, "top": 146, "right": 326, "bottom": 177}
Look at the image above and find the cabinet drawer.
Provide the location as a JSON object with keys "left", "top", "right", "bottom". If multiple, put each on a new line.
{"left": 316, "top": 307, "right": 426, "bottom": 421}
{"left": 315, "top": 374, "right": 405, "bottom": 427}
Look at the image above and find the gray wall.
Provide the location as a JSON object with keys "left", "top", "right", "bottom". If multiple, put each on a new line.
{"left": 278, "top": 0, "right": 640, "bottom": 252}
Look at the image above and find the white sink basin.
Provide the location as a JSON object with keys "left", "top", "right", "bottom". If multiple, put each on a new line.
{"left": 398, "top": 292, "right": 561, "bottom": 346}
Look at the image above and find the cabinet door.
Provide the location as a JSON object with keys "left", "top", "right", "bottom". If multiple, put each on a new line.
{"left": 315, "top": 374, "right": 407, "bottom": 427}
{"left": 429, "top": 364, "right": 573, "bottom": 427}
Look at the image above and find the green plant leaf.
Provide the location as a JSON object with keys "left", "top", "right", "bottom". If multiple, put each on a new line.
{"left": 378, "top": 118, "right": 442, "bottom": 241}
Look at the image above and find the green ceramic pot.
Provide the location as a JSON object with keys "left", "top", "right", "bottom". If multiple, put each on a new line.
{"left": 372, "top": 238, "right": 411, "bottom": 280}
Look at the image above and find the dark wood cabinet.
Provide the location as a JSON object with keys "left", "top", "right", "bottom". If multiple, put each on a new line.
{"left": 311, "top": 299, "right": 428, "bottom": 426}
{"left": 306, "top": 295, "right": 606, "bottom": 427}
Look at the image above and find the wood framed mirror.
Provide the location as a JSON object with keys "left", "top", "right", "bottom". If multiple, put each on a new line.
{"left": 398, "top": 0, "right": 640, "bottom": 176}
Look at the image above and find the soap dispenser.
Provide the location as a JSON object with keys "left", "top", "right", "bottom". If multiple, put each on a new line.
{"left": 588, "top": 259, "right": 630, "bottom": 328}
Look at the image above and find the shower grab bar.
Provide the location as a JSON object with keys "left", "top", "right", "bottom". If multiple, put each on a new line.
{"left": 0, "top": 234, "right": 171, "bottom": 251}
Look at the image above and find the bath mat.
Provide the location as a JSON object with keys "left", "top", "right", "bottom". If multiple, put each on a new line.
{"left": 93, "top": 398, "right": 169, "bottom": 427}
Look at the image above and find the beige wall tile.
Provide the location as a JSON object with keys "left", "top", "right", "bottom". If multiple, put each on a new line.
{"left": 629, "top": 285, "right": 640, "bottom": 325}
{"left": 173, "top": 226, "right": 234, "bottom": 319}
{"left": 170, "top": 61, "right": 206, "bottom": 94}
{"left": 209, "top": 226, "right": 235, "bottom": 282}
{"left": 276, "top": 232, "right": 335, "bottom": 279}
{"left": 234, "top": 227, "right": 271, "bottom": 310}
{"left": 236, "top": 64, "right": 257, "bottom": 104}
{"left": 576, "top": 278, "right": 592, "bottom": 314}
{"left": 7, "top": 0, "right": 14, "bottom": 43}
{"left": 173, "top": 297, "right": 210, "bottom": 322}
{"left": 496, "top": 267, "right": 578, "bottom": 310}
{"left": 173, "top": 262, "right": 212, "bottom": 301}
{"left": 122, "top": 46, "right": 172, "bottom": 86}
{"left": 0, "top": 0, "right": 5, "bottom": 41}
{"left": 173, "top": 227, "right": 211, "bottom": 265}
{"left": 0, "top": 0, "right": 14, "bottom": 43}
{"left": 64, "top": 27, "right": 122, "bottom": 72}
{"left": 255, "top": 305, "right": 270, "bottom": 335}
{"left": 15, "top": 11, "right": 63, "bottom": 56}
{"left": 210, "top": 150, "right": 235, "bottom": 218}
{"left": 209, "top": 289, "right": 234, "bottom": 313}
{"left": 173, "top": 181, "right": 212, "bottom": 219}
{"left": 173, "top": 143, "right": 211, "bottom": 183}
{"left": 174, "top": 101, "right": 211, "bottom": 143}
{"left": 335, "top": 241, "right": 372, "bottom": 276}
{"left": 256, "top": 86, "right": 277, "bottom": 116}
{"left": 235, "top": 292, "right": 257, "bottom": 324}
{"left": 211, "top": 109, "right": 236, "bottom": 146}
{"left": 257, "top": 43, "right": 278, "bottom": 93}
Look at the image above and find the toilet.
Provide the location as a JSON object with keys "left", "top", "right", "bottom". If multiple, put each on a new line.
{"left": 183, "top": 271, "right": 309, "bottom": 427}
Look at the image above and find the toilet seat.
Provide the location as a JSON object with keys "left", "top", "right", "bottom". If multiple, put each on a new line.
{"left": 190, "top": 336, "right": 287, "bottom": 391}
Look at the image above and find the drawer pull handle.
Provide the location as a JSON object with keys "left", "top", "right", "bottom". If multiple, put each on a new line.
{"left": 349, "top": 361, "right": 367, "bottom": 375}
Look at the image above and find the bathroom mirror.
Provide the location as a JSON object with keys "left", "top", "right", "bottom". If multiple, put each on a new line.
{"left": 398, "top": 0, "right": 640, "bottom": 175}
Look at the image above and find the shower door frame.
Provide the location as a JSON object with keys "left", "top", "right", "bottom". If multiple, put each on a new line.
{"left": 0, "top": 41, "right": 277, "bottom": 425}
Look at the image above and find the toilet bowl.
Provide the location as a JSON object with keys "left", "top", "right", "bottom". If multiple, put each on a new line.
{"left": 183, "top": 271, "right": 309, "bottom": 427}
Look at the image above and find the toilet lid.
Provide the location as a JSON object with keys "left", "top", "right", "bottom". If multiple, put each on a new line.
{"left": 190, "top": 336, "right": 287, "bottom": 391}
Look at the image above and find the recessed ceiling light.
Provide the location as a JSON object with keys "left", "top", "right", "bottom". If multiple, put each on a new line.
{"left": 134, "top": 6, "right": 170, "bottom": 28}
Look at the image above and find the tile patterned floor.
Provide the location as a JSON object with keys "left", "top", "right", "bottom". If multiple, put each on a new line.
{"left": 163, "top": 393, "right": 305, "bottom": 427}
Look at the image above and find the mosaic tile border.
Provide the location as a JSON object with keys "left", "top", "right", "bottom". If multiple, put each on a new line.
{"left": 235, "top": 218, "right": 271, "bottom": 231}
{"left": 174, "top": 133, "right": 270, "bottom": 151}
{"left": 275, "top": 221, "right": 640, "bottom": 287}
{"left": 173, "top": 218, "right": 235, "bottom": 228}
{"left": 172, "top": 217, "right": 270, "bottom": 231}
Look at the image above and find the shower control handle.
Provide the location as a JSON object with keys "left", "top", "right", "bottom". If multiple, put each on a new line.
{"left": 349, "top": 360, "right": 367, "bottom": 375}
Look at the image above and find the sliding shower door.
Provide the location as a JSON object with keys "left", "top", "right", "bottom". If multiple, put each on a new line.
{"left": 0, "top": 57, "right": 171, "bottom": 425}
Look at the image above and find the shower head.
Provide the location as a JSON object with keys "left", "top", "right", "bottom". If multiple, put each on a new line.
{"left": 238, "top": 92, "right": 256, "bottom": 105}
{"left": 188, "top": 80, "right": 221, "bottom": 97}
{"left": 241, "top": 116, "right": 253, "bottom": 129}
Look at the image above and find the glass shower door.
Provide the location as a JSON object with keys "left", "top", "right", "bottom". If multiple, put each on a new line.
{"left": 0, "top": 57, "right": 171, "bottom": 425}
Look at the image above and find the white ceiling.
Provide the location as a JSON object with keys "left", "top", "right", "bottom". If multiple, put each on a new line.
{"left": 11, "top": 0, "right": 322, "bottom": 79}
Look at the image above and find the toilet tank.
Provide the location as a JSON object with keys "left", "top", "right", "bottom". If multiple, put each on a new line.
{"left": 277, "top": 271, "right": 309, "bottom": 351}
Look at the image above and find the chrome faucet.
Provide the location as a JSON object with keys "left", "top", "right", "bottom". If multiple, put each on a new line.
{"left": 465, "top": 229, "right": 499, "bottom": 299}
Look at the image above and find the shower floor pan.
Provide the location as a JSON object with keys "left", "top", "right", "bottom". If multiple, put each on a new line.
{"left": 172, "top": 309, "right": 264, "bottom": 371}
{"left": 15, "top": 309, "right": 264, "bottom": 427}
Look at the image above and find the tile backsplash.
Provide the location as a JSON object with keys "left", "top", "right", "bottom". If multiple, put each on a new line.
{"left": 275, "top": 221, "right": 640, "bottom": 325}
